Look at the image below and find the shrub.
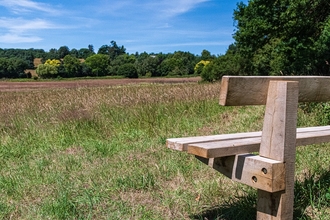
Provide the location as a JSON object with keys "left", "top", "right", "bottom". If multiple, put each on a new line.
{"left": 36, "top": 64, "right": 58, "bottom": 78}
{"left": 118, "top": 63, "right": 138, "bottom": 78}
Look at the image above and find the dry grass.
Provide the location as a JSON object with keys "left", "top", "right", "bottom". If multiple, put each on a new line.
{"left": 0, "top": 81, "right": 329, "bottom": 219}
{"left": 0, "top": 82, "right": 231, "bottom": 219}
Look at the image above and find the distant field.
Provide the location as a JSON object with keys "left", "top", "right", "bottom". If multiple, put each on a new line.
{"left": 0, "top": 77, "right": 200, "bottom": 92}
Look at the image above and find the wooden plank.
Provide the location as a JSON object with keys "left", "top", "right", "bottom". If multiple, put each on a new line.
{"left": 166, "top": 131, "right": 261, "bottom": 151}
{"left": 197, "top": 154, "right": 285, "bottom": 192}
{"left": 198, "top": 154, "right": 286, "bottom": 193}
{"left": 187, "top": 137, "right": 261, "bottom": 158}
{"left": 296, "top": 128, "right": 330, "bottom": 146}
{"left": 167, "top": 126, "right": 330, "bottom": 157}
{"left": 219, "top": 76, "right": 330, "bottom": 106}
{"left": 167, "top": 126, "right": 330, "bottom": 151}
{"left": 235, "top": 154, "right": 285, "bottom": 193}
{"left": 257, "top": 81, "right": 298, "bottom": 219}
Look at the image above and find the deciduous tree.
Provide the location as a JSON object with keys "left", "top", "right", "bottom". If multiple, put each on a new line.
{"left": 233, "top": 0, "right": 330, "bottom": 75}
{"left": 85, "top": 54, "right": 110, "bottom": 76}
{"left": 63, "top": 55, "right": 81, "bottom": 77}
{"left": 36, "top": 64, "right": 58, "bottom": 78}
{"left": 98, "top": 41, "right": 126, "bottom": 60}
{"left": 118, "top": 63, "right": 138, "bottom": 78}
{"left": 0, "top": 58, "right": 28, "bottom": 78}
{"left": 58, "top": 46, "right": 70, "bottom": 59}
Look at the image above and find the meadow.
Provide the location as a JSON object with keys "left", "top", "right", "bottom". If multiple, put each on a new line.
{"left": 0, "top": 81, "right": 329, "bottom": 219}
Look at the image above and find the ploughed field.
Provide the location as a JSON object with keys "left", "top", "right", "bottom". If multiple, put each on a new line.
{"left": 0, "top": 77, "right": 200, "bottom": 91}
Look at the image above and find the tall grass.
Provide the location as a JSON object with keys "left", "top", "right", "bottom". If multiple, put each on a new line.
{"left": 0, "top": 82, "right": 329, "bottom": 219}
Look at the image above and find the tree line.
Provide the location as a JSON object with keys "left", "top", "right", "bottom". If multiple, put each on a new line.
{"left": 0, "top": 41, "right": 215, "bottom": 79}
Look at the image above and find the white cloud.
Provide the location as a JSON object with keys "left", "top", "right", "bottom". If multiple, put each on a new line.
{"left": 0, "top": 0, "right": 61, "bottom": 15}
{"left": 160, "top": 0, "right": 210, "bottom": 17}
{"left": 0, "top": 17, "right": 70, "bottom": 44}
{"left": 0, "top": 33, "right": 42, "bottom": 43}
{"left": 91, "top": 0, "right": 209, "bottom": 19}
{"left": 0, "top": 17, "right": 61, "bottom": 33}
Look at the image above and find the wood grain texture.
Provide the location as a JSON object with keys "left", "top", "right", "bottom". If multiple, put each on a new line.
{"left": 219, "top": 154, "right": 285, "bottom": 192}
{"left": 187, "top": 137, "right": 261, "bottom": 158}
{"left": 166, "top": 131, "right": 261, "bottom": 151}
{"left": 219, "top": 76, "right": 330, "bottom": 106}
{"left": 196, "top": 154, "right": 286, "bottom": 192}
{"left": 257, "top": 81, "right": 298, "bottom": 219}
{"left": 166, "top": 126, "right": 330, "bottom": 158}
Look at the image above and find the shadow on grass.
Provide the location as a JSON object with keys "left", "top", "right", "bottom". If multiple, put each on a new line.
{"left": 191, "top": 191, "right": 257, "bottom": 220}
{"left": 191, "top": 170, "right": 330, "bottom": 220}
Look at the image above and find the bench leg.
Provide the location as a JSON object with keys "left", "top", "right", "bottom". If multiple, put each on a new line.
{"left": 257, "top": 81, "right": 298, "bottom": 219}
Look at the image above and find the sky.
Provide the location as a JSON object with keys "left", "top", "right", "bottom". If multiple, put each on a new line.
{"left": 0, "top": 0, "right": 248, "bottom": 55}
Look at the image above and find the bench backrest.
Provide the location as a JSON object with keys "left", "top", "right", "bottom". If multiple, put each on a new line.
{"left": 220, "top": 76, "right": 330, "bottom": 106}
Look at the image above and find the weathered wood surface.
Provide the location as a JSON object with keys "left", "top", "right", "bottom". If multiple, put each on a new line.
{"left": 166, "top": 125, "right": 330, "bottom": 158}
{"left": 220, "top": 76, "right": 330, "bottom": 106}
{"left": 166, "top": 131, "right": 261, "bottom": 151}
{"left": 257, "top": 81, "right": 298, "bottom": 219}
{"left": 197, "top": 154, "right": 286, "bottom": 193}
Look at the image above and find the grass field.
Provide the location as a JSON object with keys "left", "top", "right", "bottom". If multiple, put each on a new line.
{"left": 0, "top": 81, "right": 329, "bottom": 219}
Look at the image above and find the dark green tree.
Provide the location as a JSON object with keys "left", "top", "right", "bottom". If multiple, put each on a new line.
{"left": 140, "top": 55, "right": 161, "bottom": 77}
{"left": 201, "top": 49, "right": 214, "bottom": 61}
{"left": 158, "top": 51, "right": 197, "bottom": 76}
{"left": 58, "top": 46, "right": 70, "bottom": 59}
{"left": 233, "top": 0, "right": 330, "bottom": 76}
{"left": 45, "top": 48, "right": 60, "bottom": 60}
{"left": 85, "top": 54, "right": 110, "bottom": 76}
{"left": 0, "top": 58, "right": 29, "bottom": 78}
{"left": 88, "top": 44, "right": 94, "bottom": 53}
{"left": 62, "top": 55, "right": 81, "bottom": 77}
{"left": 78, "top": 48, "right": 94, "bottom": 59}
{"left": 70, "top": 48, "right": 79, "bottom": 57}
{"left": 98, "top": 41, "right": 126, "bottom": 60}
{"left": 118, "top": 63, "right": 138, "bottom": 78}
{"left": 0, "top": 48, "right": 40, "bottom": 69}
{"left": 109, "top": 54, "right": 136, "bottom": 75}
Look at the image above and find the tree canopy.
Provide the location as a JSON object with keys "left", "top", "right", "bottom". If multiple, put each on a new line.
{"left": 232, "top": 0, "right": 330, "bottom": 76}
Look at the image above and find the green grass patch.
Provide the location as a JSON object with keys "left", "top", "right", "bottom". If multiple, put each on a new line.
{"left": 0, "top": 82, "right": 329, "bottom": 219}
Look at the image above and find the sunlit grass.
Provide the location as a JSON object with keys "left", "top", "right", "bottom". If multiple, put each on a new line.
{"left": 0, "top": 82, "right": 329, "bottom": 219}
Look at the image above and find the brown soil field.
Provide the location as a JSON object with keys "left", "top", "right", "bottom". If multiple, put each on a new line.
{"left": 0, "top": 77, "right": 201, "bottom": 92}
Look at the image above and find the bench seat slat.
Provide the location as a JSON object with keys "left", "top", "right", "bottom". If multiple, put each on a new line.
{"left": 188, "top": 137, "right": 261, "bottom": 158}
{"left": 166, "top": 131, "right": 261, "bottom": 151}
{"left": 166, "top": 126, "right": 330, "bottom": 158}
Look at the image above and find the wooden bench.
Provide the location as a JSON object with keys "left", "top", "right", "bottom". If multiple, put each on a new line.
{"left": 166, "top": 76, "right": 330, "bottom": 219}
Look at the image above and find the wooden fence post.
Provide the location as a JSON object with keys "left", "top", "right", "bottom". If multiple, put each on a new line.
{"left": 257, "top": 81, "right": 299, "bottom": 219}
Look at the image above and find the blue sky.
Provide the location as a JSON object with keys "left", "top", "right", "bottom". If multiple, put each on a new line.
{"left": 0, "top": 0, "right": 248, "bottom": 55}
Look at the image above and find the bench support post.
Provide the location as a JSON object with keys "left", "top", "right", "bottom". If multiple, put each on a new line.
{"left": 257, "top": 81, "right": 298, "bottom": 219}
